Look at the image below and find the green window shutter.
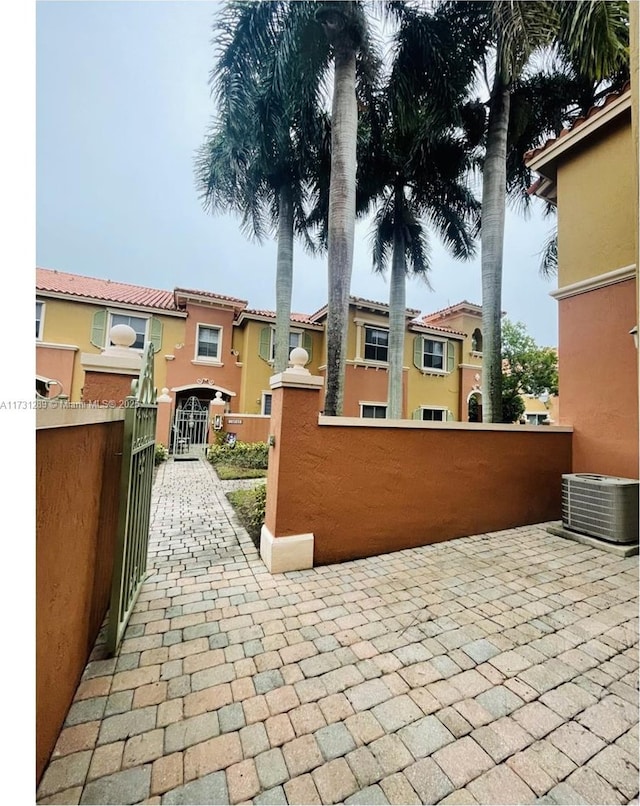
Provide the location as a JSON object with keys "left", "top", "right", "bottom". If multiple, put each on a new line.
{"left": 302, "top": 331, "right": 313, "bottom": 362}
{"left": 90, "top": 309, "right": 107, "bottom": 348}
{"left": 446, "top": 409, "right": 454, "bottom": 422}
{"left": 259, "top": 327, "right": 271, "bottom": 362}
{"left": 447, "top": 341, "right": 455, "bottom": 373}
{"left": 412, "top": 408, "right": 422, "bottom": 420}
{"left": 413, "top": 336, "right": 423, "bottom": 369}
{"left": 149, "top": 317, "right": 163, "bottom": 353}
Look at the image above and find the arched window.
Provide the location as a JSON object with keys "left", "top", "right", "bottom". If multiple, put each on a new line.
{"left": 471, "top": 328, "right": 483, "bottom": 353}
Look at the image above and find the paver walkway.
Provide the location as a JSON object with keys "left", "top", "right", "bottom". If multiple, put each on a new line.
{"left": 37, "top": 459, "right": 639, "bottom": 805}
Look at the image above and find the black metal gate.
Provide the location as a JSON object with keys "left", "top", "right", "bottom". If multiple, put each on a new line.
{"left": 107, "top": 343, "right": 157, "bottom": 655}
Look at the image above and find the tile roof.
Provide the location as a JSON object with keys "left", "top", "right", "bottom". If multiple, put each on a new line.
{"left": 36, "top": 267, "right": 177, "bottom": 310}
{"left": 409, "top": 322, "right": 466, "bottom": 337}
{"left": 422, "top": 300, "right": 482, "bottom": 322}
{"left": 173, "top": 287, "right": 248, "bottom": 307}
{"left": 524, "top": 81, "right": 631, "bottom": 164}
{"left": 242, "top": 309, "right": 317, "bottom": 325}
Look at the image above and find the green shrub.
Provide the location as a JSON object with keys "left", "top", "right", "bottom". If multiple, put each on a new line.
{"left": 207, "top": 440, "right": 268, "bottom": 470}
{"left": 215, "top": 465, "right": 268, "bottom": 481}
{"left": 227, "top": 483, "right": 266, "bottom": 547}
{"left": 154, "top": 443, "right": 169, "bottom": 465}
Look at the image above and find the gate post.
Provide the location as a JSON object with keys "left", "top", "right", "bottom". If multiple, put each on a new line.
{"left": 260, "top": 348, "right": 323, "bottom": 573}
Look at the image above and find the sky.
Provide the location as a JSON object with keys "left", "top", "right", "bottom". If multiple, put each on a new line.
{"left": 35, "top": 0, "right": 559, "bottom": 346}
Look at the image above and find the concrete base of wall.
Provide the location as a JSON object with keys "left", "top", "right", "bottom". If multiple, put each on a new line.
{"left": 547, "top": 522, "right": 639, "bottom": 557}
{"left": 260, "top": 525, "right": 314, "bottom": 573}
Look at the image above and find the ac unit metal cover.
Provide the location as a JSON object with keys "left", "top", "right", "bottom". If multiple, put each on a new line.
{"left": 562, "top": 474, "right": 639, "bottom": 544}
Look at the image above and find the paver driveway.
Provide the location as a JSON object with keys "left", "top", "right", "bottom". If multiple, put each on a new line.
{"left": 37, "top": 459, "right": 639, "bottom": 805}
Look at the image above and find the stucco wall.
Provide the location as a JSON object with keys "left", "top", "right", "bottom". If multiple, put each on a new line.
{"left": 557, "top": 118, "right": 634, "bottom": 286}
{"left": 558, "top": 278, "right": 638, "bottom": 478}
{"left": 36, "top": 418, "right": 124, "bottom": 783}
{"left": 222, "top": 414, "right": 270, "bottom": 444}
{"left": 266, "top": 385, "right": 572, "bottom": 566}
{"left": 36, "top": 344, "right": 77, "bottom": 398}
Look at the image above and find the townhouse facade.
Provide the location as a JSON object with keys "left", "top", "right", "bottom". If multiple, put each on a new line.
{"left": 36, "top": 267, "right": 551, "bottom": 445}
{"left": 525, "top": 82, "right": 638, "bottom": 479}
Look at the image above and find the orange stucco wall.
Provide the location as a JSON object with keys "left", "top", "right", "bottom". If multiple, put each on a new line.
{"left": 342, "top": 364, "right": 404, "bottom": 417}
{"left": 36, "top": 345, "right": 76, "bottom": 398}
{"left": 82, "top": 370, "right": 136, "bottom": 405}
{"left": 222, "top": 414, "right": 270, "bottom": 444}
{"left": 558, "top": 279, "right": 638, "bottom": 478}
{"left": 266, "top": 384, "right": 573, "bottom": 565}
{"left": 37, "top": 420, "right": 123, "bottom": 783}
{"left": 166, "top": 303, "right": 242, "bottom": 404}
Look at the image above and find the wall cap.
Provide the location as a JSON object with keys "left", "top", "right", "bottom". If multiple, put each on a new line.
{"left": 37, "top": 405, "right": 126, "bottom": 430}
{"left": 318, "top": 415, "right": 573, "bottom": 433}
{"left": 80, "top": 351, "right": 142, "bottom": 373}
{"left": 36, "top": 341, "right": 79, "bottom": 351}
{"left": 270, "top": 371, "right": 324, "bottom": 390}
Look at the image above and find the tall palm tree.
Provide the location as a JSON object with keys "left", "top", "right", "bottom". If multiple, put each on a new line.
{"left": 360, "top": 90, "right": 480, "bottom": 419}
{"left": 315, "top": 2, "right": 377, "bottom": 415}
{"left": 196, "top": 2, "right": 324, "bottom": 373}
{"left": 457, "top": 0, "right": 629, "bottom": 422}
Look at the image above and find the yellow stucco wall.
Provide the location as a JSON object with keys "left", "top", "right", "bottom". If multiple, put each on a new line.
{"left": 557, "top": 119, "right": 634, "bottom": 286}
{"left": 234, "top": 320, "right": 322, "bottom": 413}
{"left": 405, "top": 337, "right": 461, "bottom": 417}
{"left": 37, "top": 296, "right": 185, "bottom": 401}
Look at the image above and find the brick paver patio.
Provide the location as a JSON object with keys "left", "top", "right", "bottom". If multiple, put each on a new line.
{"left": 37, "top": 459, "right": 639, "bottom": 805}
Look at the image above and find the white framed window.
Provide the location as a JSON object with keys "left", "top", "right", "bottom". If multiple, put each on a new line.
{"left": 36, "top": 300, "right": 45, "bottom": 340}
{"left": 261, "top": 392, "right": 272, "bottom": 416}
{"left": 270, "top": 329, "right": 302, "bottom": 362}
{"left": 109, "top": 312, "right": 148, "bottom": 350}
{"left": 364, "top": 326, "right": 388, "bottom": 362}
{"left": 421, "top": 407, "right": 447, "bottom": 421}
{"left": 196, "top": 324, "right": 222, "bottom": 361}
{"left": 526, "top": 413, "right": 548, "bottom": 425}
{"left": 423, "top": 337, "right": 446, "bottom": 371}
{"left": 361, "top": 403, "right": 387, "bottom": 419}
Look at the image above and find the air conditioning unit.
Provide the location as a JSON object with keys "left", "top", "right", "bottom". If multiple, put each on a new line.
{"left": 562, "top": 474, "right": 639, "bottom": 544}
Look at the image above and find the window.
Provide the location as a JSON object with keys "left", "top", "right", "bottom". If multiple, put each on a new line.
{"left": 36, "top": 301, "right": 44, "bottom": 340}
{"left": 421, "top": 408, "right": 445, "bottom": 421}
{"left": 423, "top": 338, "right": 445, "bottom": 370}
{"left": 361, "top": 404, "right": 387, "bottom": 419}
{"left": 271, "top": 330, "right": 301, "bottom": 362}
{"left": 526, "top": 413, "right": 548, "bottom": 425}
{"left": 262, "top": 393, "right": 272, "bottom": 416}
{"left": 196, "top": 325, "right": 221, "bottom": 360}
{"left": 471, "top": 328, "right": 483, "bottom": 352}
{"left": 110, "top": 313, "right": 147, "bottom": 350}
{"left": 364, "top": 326, "right": 388, "bottom": 362}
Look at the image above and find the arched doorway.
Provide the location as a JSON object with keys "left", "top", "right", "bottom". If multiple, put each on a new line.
{"left": 169, "top": 383, "right": 235, "bottom": 456}
{"left": 467, "top": 391, "right": 482, "bottom": 422}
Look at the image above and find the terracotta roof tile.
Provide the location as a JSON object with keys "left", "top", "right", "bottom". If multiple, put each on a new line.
{"left": 36, "top": 267, "right": 177, "bottom": 310}
{"left": 174, "top": 287, "right": 247, "bottom": 306}
{"left": 524, "top": 81, "right": 631, "bottom": 163}
{"left": 243, "top": 309, "right": 316, "bottom": 324}
{"left": 422, "top": 300, "right": 482, "bottom": 322}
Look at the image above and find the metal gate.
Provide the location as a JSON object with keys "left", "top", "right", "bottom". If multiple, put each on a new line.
{"left": 171, "top": 396, "right": 209, "bottom": 455}
{"left": 107, "top": 342, "right": 157, "bottom": 655}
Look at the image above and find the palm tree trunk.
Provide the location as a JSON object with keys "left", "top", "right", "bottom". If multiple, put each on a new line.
{"left": 324, "top": 45, "right": 357, "bottom": 416}
{"left": 388, "top": 195, "right": 406, "bottom": 420}
{"left": 481, "top": 75, "right": 510, "bottom": 423}
{"left": 274, "top": 186, "right": 294, "bottom": 374}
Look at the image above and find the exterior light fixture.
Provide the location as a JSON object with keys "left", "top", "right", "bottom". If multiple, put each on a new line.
{"left": 630, "top": 326, "right": 638, "bottom": 349}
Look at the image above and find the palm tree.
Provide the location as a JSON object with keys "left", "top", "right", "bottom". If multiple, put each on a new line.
{"left": 195, "top": 2, "right": 323, "bottom": 373}
{"left": 457, "top": 0, "right": 629, "bottom": 422}
{"left": 360, "top": 90, "right": 480, "bottom": 419}
{"left": 315, "top": 2, "right": 377, "bottom": 415}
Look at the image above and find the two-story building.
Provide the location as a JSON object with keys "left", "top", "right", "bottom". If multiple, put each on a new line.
{"left": 37, "top": 266, "right": 555, "bottom": 444}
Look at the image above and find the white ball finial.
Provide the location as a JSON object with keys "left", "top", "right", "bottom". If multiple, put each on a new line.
{"left": 109, "top": 324, "right": 137, "bottom": 348}
{"left": 289, "top": 347, "right": 310, "bottom": 374}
